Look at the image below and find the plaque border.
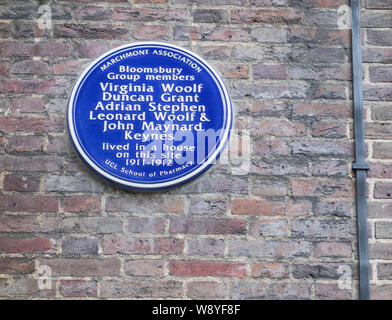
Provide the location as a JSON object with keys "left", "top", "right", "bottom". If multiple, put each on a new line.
{"left": 67, "top": 42, "right": 233, "bottom": 191}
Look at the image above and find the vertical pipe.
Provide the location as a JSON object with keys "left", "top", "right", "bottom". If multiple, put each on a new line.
{"left": 350, "top": 0, "right": 370, "bottom": 300}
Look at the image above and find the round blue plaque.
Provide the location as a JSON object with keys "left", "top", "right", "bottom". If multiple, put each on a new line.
{"left": 68, "top": 42, "right": 233, "bottom": 191}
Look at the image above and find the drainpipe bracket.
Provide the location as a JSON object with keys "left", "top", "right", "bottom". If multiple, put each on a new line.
{"left": 352, "top": 163, "right": 370, "bottom": 170}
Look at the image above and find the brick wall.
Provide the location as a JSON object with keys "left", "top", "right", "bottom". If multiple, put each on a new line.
{"left": 0, "top": 0, "right": 390, "bottom": 300}
{"left": 363, "top": 0, "right": 392, "bottom": 300}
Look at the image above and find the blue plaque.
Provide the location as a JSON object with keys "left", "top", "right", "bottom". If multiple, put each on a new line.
{"left": 68, "top": 42, "right": 233, "bottom": 191}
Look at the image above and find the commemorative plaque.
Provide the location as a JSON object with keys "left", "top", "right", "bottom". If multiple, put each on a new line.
{"left": 68, "top": 42, "right": 233, "bottom": 191}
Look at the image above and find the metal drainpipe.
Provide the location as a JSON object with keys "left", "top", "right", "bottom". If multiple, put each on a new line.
{"left": 350, "top": 0, "right": 370, "bottom": 300}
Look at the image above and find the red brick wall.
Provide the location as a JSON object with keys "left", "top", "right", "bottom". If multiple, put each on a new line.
{"left": 363, "top": 0, "right": 392, "bottom": 300}
{"left": 0, "top": 0, "right": 390, "bottom": 300}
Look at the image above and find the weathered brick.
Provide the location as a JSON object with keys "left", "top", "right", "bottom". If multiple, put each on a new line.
{"left": 251, "top": 27, "right": 288, "bottom": 43}
{"left": 63, "top": 196, "right": 101, "bottom": 213}
{"left": 312, "top": 160, "right": 348, "bottom": 177}
{"left": 196, "top": 45, "right": 231, "bottom": 60}
{"left": 203, "top": 27, "right": 250, "bottom": 42}
{"left": 229, "top": 240, "right": 311, "bottom": 258}
{"left": 0, "top": 61, "right": 9, "bottom": 75}
{"left": 187, "top": 281, "right": 226, "bottom": 299}
{"left": 232, "top": 44, "right": 268, "bottom": 61}
{"left": 103, "top": 236, "right": 184, "bottom": 255}
{"left": 368, "top": 202, "right": 392, "bottom": 218}
{"left": 0, "top": 156, "right": 64, "bottom": 172}
{"left": 38, "top": 258, "right": 121, "bottom": 277}
{"left": 294, "top": 263, "right": 352, "bottom": 279}
{"left": 62, "top": 237, "right": 99, "bottom": 254}
{"left": 128, "top": 216, "right": 165, "bottom": 234}
{"left": 366, "top": 0, "right": 392, "bottom": 9}
{"left": 0, "top": 215, "right": 36, "bottom": 233}
{"left": 59, "top": 280, "right": 97, "bottom": 298}
{"left": 362, "top": 10, "right": 392, "bottom": 28}
{"left": 3, "top": 174, "right": 40, "bottom": 192}
{"left": 289, "top": 27, "right": 350, "bottom": 46}
{"left": 231, "top": 9, "right": 304, "bottom": 24}
{"left": 310, "top": 82, "right": 347, "bottom": 100}
{"left": 0, "top": 78, "right": 69, "bottom": 95}
{"left": 54, "top": 23, "right": 129, "bottom": 39}
{"left": 155, "top": 237, "right": 185, "bottom": 255}
{"left": 193, "top": 9, "right": 229, "bottom": 23}
{"left": 169, "top": 218, "right": 246, "bottom": 235}
{"left": 375, "top": 222, "right": 392, "bottom": 239}
{"left": 74, "top": 41, "right": 122, "bottom": 58}
{"left": 0, "top": 277, "right": 55, "bottom": 298}
{"left": 45, "top": 175, "right": 103, "bottom": 193}
{"left": 287, "top": 199, "right": 313, "bottom": 216}
{"left": 376, "top": 263, "right": 392, "bottom": 281}
{"left": 231, "top": 82, "right": 309, "bottom": 99}
{"left": 366, "top": 123, "right": 392, "bottom": 139}
{"left": 106, "top": 195, "right": 184, "bottom": 214}
{"left": 371, "top": 284, "right": 392, "bottom": 300}
{"left": 370, "top": 242, "right": 392, "bottom": 259}
{"left": 0, "top": 237, "right": 56, "bottom": 253}
{"left": 9, "top": 97, "right": 45, "bottom": 113}
{"left": 11, "top": 60, "right": 49, "bottom": 75}
{"left": 169, "top": 261, "right": 247, "bottom": 277}
{"left": 313, "top": 200, "right": 352, "bottom": 217}
{"left": 216, "top": 63, "right": 249, "bottom": 79}
{"left": 0, "top": 4, "right": 35, "bottom": 20}
{"left": 311, "top": 121, "right": 347, "bottom": 139}
{"left": 368, "top": 30, "right": 392, "bottom": 46}
{"left": 293, "top": 103, "right": 352, "bottom": 118}
{"left": 291, "top": 141, "right": 353, "bottom": 157}
{"left": 316, "top": 283, "right": 352, "bottom": 300}
{"left": 250, "top": 101, "right": 290, "bottom": 117}
{"left": 370, "top": 66, "right": 392, "bottom": 83}
{"left": 101, "top": 280, "right": 182, "bottom": 298}
{"left": 253, "top": 139, "right": 290, "bottom": 156}
{"left": 251, "top": 262, "right": 288, "bottom": 278}
{"left": 0, "top": 195, "right": 58, "bottom": 212}
{"left": 11, "top": 21, "right": 37, "bottom": 40}
{"left": 232, "top": 199, "right": 286, "bottom": 216}
{"left": 231, "top": 281, "right": 311, "bottom": 299}
{"left": 189, "top": 197, "right": 227, "bottom": 215}
{"left": 371, "top": 105, "right": 392, "bottom": 121}
{"left": 187, "top": 238, "right": 225, "bottom": 256}
{"left": 125, "top": 260, "right": 165, "bottom": 277}
{"left": 364, "top": 86, "right": 392, "bottom": 101}
{"left": 41, "top": 217, "right": 122, "bottom": 234}
{"left": 173, "top": 26, "right": 202, "bottom": 41}
{"left": 135, "top": 0, "right": 167, "bottom": 2}
{"left": 251, "top": 159, "right": 309, "bottom": 176}
{"left": 249, "top": 219, "right": 288, "bottom": 237}
{"left": 0, "top": 22, "right": 10, "bottom": 39}
{"left": 363, "top": 47, "right": 392, "bottom": 63}
{"left": 291, "top": 219, "right": 355, "bottom": 239}
{"left": 0, "top": 258, "right": 35, "bottom": 275}
{"left": 250, "top": 177, "right": 289, "bottom": 196}
{"left": 0, "top": 116, "right": 64, "bottom": 133}
{"left": 0, "top": 41, "right": 34, "bottom": 57}
{"left": 374, "top": 182, "right": 392, "bottom": 199}
{"left": 252, "top": 121, "right": 305, "bottom": 137}
{"left": 53, "top": 60, "right": 87, "bottom": 75}
{"left": 113, "top": 7, "right": 188, "bottom": 22}
{"left": 368, "top": 163, "right": 392, "bottom": 179}
{"left": 133, "top": 25, "right": 170, "bottom": 40}
{"left": 74, "top": 5, "right": 110, "bottom": 20}
{"left": 174, "top": 174, "right": 248, "bottom": 194}
{"left": 290, "top": 65, "right": 351, "bottom": 81}
{"left": 253, "top": 64, "right": 287, "bottom": 79}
